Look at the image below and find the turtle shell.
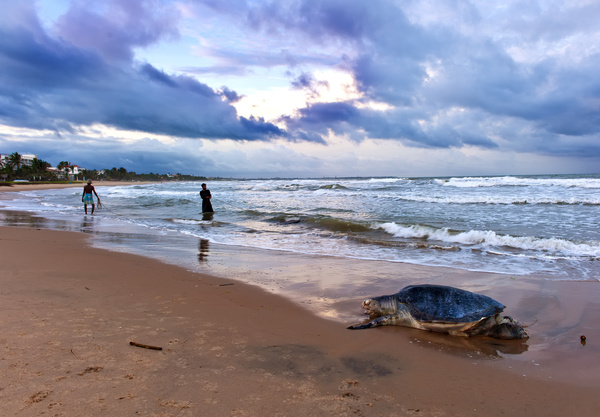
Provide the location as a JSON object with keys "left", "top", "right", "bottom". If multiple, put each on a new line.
{"left": 396, "top": 284, "right": 505, "bottom": 323}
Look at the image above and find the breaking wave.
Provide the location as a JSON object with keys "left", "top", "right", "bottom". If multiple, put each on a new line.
{"left": 395, "top": 195, "right": 600, "bottom": 205}
{"left": 378, "top": 222, "right": 600, "bottom": 259}
{"left": 441, "top": 176, "right": 600, "bottom": 189}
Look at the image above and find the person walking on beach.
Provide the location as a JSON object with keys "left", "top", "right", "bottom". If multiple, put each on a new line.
{"left": 82, "top": 179, "right": 100, "bottom": 214}
{"left": 199, "top": 183, "right": 214, "bottom": 213}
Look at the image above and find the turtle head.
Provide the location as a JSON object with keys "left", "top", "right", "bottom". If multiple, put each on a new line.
{"left": 361, "top": 295, "right": 401, "bottom": 319}
{"left": 485, "top": 315, "right": 530, "bottom": 339}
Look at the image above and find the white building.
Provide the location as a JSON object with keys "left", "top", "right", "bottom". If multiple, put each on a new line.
{"left": 22, "top": 154, "right": 36, "bottom": 166}
{"left": 49, "top": 164, "right": 86, "bottom": 180}
{"left": 71, "top": 165, "right": 84, "bottom": 175}
{"left": 0, "top": 153, "right": 37, "bottom": 168}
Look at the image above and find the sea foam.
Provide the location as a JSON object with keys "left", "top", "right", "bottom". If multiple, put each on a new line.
{"left": 378, "top": 222, "right": 600, "bottom": 258}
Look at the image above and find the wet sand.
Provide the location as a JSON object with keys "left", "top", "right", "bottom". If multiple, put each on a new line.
{"left": 0, "top": 181, "right": 155, "bottom": 192}
{"left": 1, "top": 225, "right": 600, "bottom": 416}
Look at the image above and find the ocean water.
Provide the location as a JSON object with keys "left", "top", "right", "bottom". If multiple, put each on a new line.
{"left": 1, "top": 174, "right": 599, "bottom": 282}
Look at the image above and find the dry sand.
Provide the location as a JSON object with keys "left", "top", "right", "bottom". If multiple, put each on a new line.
{"left": 1, "top": 225, "right": 599, "bottom": 417}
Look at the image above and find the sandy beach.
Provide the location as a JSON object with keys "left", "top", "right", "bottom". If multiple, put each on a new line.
{"left": 0, "top": 181, "right": 155, "bottom": 193}
{"left": 1, "top": 226, "right": 600, "bottom": 417}
{"left": 1, "top": 182, "right": 600, "bottom": 416}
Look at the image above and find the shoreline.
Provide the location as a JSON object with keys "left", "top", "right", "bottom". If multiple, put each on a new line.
{"left": 1, "top": 225, "right": 600, "bottom": 416}
{"left": 0, "top": 181, "right": 160, "bottom": 193}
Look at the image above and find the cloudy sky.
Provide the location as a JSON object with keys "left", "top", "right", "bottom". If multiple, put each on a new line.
{"left": 1, "top": 0, "right": 599, "bottom": 177}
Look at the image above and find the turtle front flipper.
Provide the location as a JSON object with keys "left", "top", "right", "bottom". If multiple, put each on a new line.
{"left": 347, "top": 314, "right": 397, "bottom": 330}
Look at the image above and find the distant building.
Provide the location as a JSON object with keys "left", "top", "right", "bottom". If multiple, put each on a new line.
{"left": 71, "top": 165, "right": 84, "bottom": 175}
{"left": 0, "top": 153, "right": 37, "bottom": 168}
{"left": 46, "top": 164, "right": 86, "bottom": 180}
{"left": 21, "top": 154, "right": 36, "bottom": 166}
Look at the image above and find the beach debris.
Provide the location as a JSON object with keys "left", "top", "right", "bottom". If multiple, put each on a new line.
{"left": 78, "top": 366, "right": 103, "bottom": 376}
{"left": 28, "top": 390, "right": 52, "bottom": 404}
{"left": 159, "top": 399, "right": 192, "bottom": 410}
{"left": 348, "top": 284, "right": 529, "bottom": 339}
{"left": 581, "top": 335, "right": 587, "bottom": 346}
{"left": 69, "top": 348, "right": 79, "bottom": 358}
{"left": 219, "top": 283, "right": 234, "bottom": 286}
{"left": 339, "top": 379, "right": 359, "bottom": 390}
{"left": 129, "top": 341, "right": 163, "bottom": 351}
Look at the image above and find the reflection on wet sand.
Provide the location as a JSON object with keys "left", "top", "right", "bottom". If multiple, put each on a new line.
{"left": 400, "top": 327, "right": 529, "bottom": 357}
{"left": 0, "top": 210, "right": 52, "bottom": 229}
{"left": 198, "top": 238, "right": 210, "bottom": 263}
{"left": 80, "top": 215, "right": 95, "bottom": 233}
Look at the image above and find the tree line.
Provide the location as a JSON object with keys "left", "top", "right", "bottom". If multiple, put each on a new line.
{"left": 0, "top": 152, "right": 209, "bottom": 182}
{"left": 85, "top": 167, "right": 209, "bottom": 182}
{"left": 0, "top": 152, "right": 54, "bottom": 181}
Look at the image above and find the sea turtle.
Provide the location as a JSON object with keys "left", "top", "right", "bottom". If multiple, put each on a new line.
{"left": 347, "top": 284, "right": 528, "bottom": 339}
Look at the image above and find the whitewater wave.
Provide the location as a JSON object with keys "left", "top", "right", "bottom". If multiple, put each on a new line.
{"left": 106, "top": 189, "right": 198, "bottom": 199}
{"left": 171, "top": 218, "right": 210, "bottom": 225}
{"left": 367, "top": 177, "right": 406, "bottom": 183}
{"left": 40, "top": 202, "right": 79, "bottom": 211}
{"left": 378, "top": 222, "right": 600, "bottom": 258}
{"left": 441, "top": 176, "right": 600, "bottom": 189}
{"left": 394, "top": 195, "right": 600, "bottom": 205}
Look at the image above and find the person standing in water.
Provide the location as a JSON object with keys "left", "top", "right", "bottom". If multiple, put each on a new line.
{"left": 200, "top": 183, "right": 214, "bottom": 213}
{"left": 82, "top": 179, "right": 100, "bottom": 214}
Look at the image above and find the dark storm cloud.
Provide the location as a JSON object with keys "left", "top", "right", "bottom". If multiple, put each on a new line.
{"left": 218, "top": 87, "right": 244, "bottom": 103}
{"left": 2, "top": 0, "right": 600, "bottom": 162}
{"left": 295, "top": 102, "right": 360, "bottom": 125}
{"left": 0, "top": 1, "right": 285, "bottom": 141}
{"left": 195, "top": 0, "right": 600, "bottom": 156}
{"left": 284, "top": 102, "right": 498, "bottom": 149}
{"left": 54, "top": 0, "right": 179, "bottom": 62}
{"left": 291, "top": 72, "right": 315, "bottom": 90}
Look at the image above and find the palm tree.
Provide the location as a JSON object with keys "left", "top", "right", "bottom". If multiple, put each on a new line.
{"left": 0, "top": 158, "right": 9, "bottom": 181}
{"left": 31, "top": 158, "right": 49, "bottom": 172}
{"left": 82, "top": 169, "right": 99, "bottom": 181}
{"left": 8, "top": 152, "right": 22, "bottom": 171}
{"left": 117, "top": 167, "right": 128, "bottom": 180}
{"left": 30, "top": 158, "right": 51, "bottom": 180}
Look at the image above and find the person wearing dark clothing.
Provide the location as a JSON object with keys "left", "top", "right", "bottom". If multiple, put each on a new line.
{"left": 82, "top": 179, "right": 100, "bottom": 214}
{"left": 200, "top": 183, "right": 214, "bottom": 213}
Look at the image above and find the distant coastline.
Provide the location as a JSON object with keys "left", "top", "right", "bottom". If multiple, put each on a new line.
{"left": 0, "top": 180, "right": 157, "bottom": 193}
